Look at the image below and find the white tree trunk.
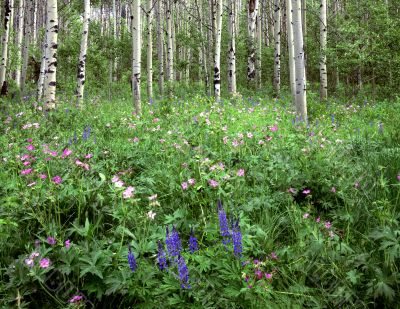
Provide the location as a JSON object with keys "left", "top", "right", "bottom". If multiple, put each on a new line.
{"left": 37, "top": 33, "right": 47, "bottom": 100}
{"left": 147, "top": 0, "right": 153, "bottom": 101}
{"left": 214, "top": 0, "right": 222, "bottom": 101}
{"left": 132, "top": 0, "right": 141, "bottom": 114}
{"left": 287, "top": 0, "right": 295, "bottom": 97}
{"left": 32, "top": 0, "right": 37, "bottom": 45}
{"left": 76, "top": 0, "right": 90, "bottom": 106}
{"left": 256, "top": 13, "right": 262, "bottom": 88}
{"left": 273, "top": 0, "right": 280, "bottom": 93}
{"left": 155, "top": 0, "right": 164, "bottom": 97}
{"left": 292, "top": 0, "right": 307, "bottom": 120}
{"left": 20, "top": 0, "right": 31, "bottom": 92}
{"left": 228, "top": 0, "right": 236, "bottom": 94}
{"left": 15, "top": 0, "right": 25, "bottom": 88}
{"left": 319, "top": 0, "right": 327, "bottom": 100}
{"left": 166, "top": 0, "right": 174, "bottom": 94}
{"left": 112, "top": 0, "right": 117, "bottom": 81}
{"left": 0, "top": 0, "right": 13, "bottom": 92}
{"left": 247, "top": 0, "right": 258, "bottom": 85}
{"left": 43, "top": 0, "right": 58, "bottom": 109}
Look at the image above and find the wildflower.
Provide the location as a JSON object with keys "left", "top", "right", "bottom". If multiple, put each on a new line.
{"left": 247, "top": 132, "right": 253, "bottom": 139}
{"left": 270, "top": 125, "right": 278, "bottom": 132}
{"left": 111, "top": 175, "right": 120, "bottom": 183}
{"left": 177, "top": 255, "right": 190, "bottom": 289}
{"left": 147, "top": 210, "right": 156, "bottom": 220}
{"left": 188, "top": 178, "right": 196, "bottom": 186}
{"left": 21, "top": 168, "right": 33, "bottom": 175}
{"left": 26, "top": 144, "right": 35, "bottom": 151}
{"left": 255, "top": 269, "right": 263, "bottom": 280}
{"left": 265, "top": 273, "right": 272, "bottom": 279}
{"left": 288, "top": 187, "right": 296, "bottom": 194}
{"left": 354, "top": 181, "right": 360, "bottom": 189}
{"left": 189, "top": 229, "right": 199, "bottom": 254}
{"left": 52, "top": 176, "right": 62, "bottom": 185}
{"left": 47, "top": 236, "right": 56, "bottom": 245}
{"left": 232, "top": 139, "right": 239, "bottom": 147}
{"left": 331, "top": 187, "right": 336, "bottom": 193}
{"left": 157, "top": 240, "right": 167, "bottom": 270}
{"left": 128, "top": 245, "right": 137, "bottom": 272}
{"left": 85, "top": 153, "right": 93, "bottom": 159}
{"left": 237, "top": 169, "right": 245, "bottom": 177}
{"left": 181, "top": 182, "right": 188, "bottom": 190}
{"left": 232, "top": 219, "right": 243, "bottom": 258}
{"left": 61, "top": 148, "right": 72, "bottom": 158}
{"left": 258, "top": 140, "right": 265, "bottom": 145}
{"left": 302, "top": 189, "right": 311, "bottom": 195}
{"left": 270, "top": 252, "right": 278, "bottom": 260}
{"left": 218, "top": 201, "right": 230, "bottom": 245}
{"left": 39, "top": 258, "right": 50, "bottom": 268}
{"left": 166, "top": 227, "right": 182, "bottom": 260}
{"left": 303, "top": 213, "right": 310, "bottom": 219}
{"left": 30, "top": 252, "right": 40, "bottom": 259}
{"left": 39, "top": 174, "right": 47, "bottom": 179}
{"left": 123, "top": 186, "right": 135, "bottom": 199}
{"left": 69, "top": 295, "right": 83, "bottom": 303}
{"left": 114, "top": 180, "right": 124, "bottom": 188}
{"left": 316, "top": 217, "right": 321, "bottom": 223}
{"left": 329, "top": 230, "right": 335, "bottom": 239}
{"left": 65, "top": 239, "right": 71, "bottom": 249}
{"left": 397, "top": 175, "right": 400, "bottom": 182}
{"left": 27, "top": 182, "right": 36, "bottom": 187}
{"left": 148, "top": 194, "right": 158, "bottom": 201}
{"left": 324, "top": 221, "right": 332, "bottom": 229}
{"left": 133, "top": 137, "right": 139, "bottom": 143}
{"left": 25, "top": 258, "right": 34, "bottom": 267}
{"left": 208, "top": 179, "right": 219, "bottom": 188}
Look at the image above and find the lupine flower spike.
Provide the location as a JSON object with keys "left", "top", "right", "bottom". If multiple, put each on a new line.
{"left": 177, "top": 255, "right": 190, "bottom": 289}
{"left": 128, "top": 245, "right": 137, "bottom": 272}
{"left": 232, "top": 219, "right": 243, "bottom": 258}
{"left": 189, "top": 228, "right": 199, "bottom": 254}
{"left": 157, "top": 241, "right": 167, "bottom": 270}
{"left": 217, "top": 200, "right": 230, "bottom": 246}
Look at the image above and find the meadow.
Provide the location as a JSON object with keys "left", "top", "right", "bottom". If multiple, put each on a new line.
{"left": 1, "top": 89, "right": 400, "bottom": 308}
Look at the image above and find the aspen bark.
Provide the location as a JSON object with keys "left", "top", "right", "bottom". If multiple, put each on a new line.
{"left": 256, "top": 13, "right": 262, "bottom": 88}
{"left": 147, "top": 0, "right": 153, "bottom": 101}
{"left": 21, "top": 0, "right": 31, "bottom": 92}
{"left": 155, "top": 0, "right": 164, "bottom": 96}
{"left": 292, "top": 0, "right": 307, "bottom": 120}
{"left": 76, "top": 0, "right": 90, "bottom": 106}
{"left": 166, "top": 0, "right": 174, "bottom": 95}
{"left": 273, "top": 0, "right": 280, "bottom": 93}
{"left": 214, "top": 0, "right": 222, "bottom": 101}
{"left": 15, "top": 0, "right": 24, "bottom": 88}
{"left": 228, "top": 0, "right": 237, "bottom": 94}
{"left": 132, "top": 0, "right": 141, "bottom": 114}
{"left": 247, "top": 0, "right": 259, "bottom": 86}
{"left": 0, "top": 0, "right": 13, "bottom": 92}
{"left": 287, "top": 0, "right": 296, "bottom": 98}
{"left": 43, "top": 0, "right": 58, "bottom": 109}
{"left": 37, "top": 32, "right": 47, "bottom": 100}
{"left": 319, "top": 0, "right": 327, "bottom": 100}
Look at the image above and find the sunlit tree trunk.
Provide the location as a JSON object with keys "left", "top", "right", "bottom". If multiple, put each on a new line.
{"left": 37, "top": 33, "right": 47, "bottom": 100}
{"left": 195, "top": 0, "right": 209, "bottom": 95}
{"left": 228, "top": 0, "right": 236, "bottom": 94}
{"left": 76, "top": 0, "right": 90, "bottom": 106}
{"left": 32, "top": 0, "right": 37, "bottom": 45}
{"left": 166, "top": 0, "right": 174, "bottom": 95}
{"left": 292, "top": 0, "right": 307, "bottom": 120}
{"left": 43, "top": 0, "right": 58, "bottom": 109}
{"left": 0, "top": 0, "right": 13, "bottom": 92}
{"left": 147, "top": 0, "right": 153, "bottom": 101}
{"left": 15, "top": 0, "right": 25, "bottom": 88}
{"left": 256, "top": 13, "right": 262, "bottom": 88}
{"left": 247, "top": 0, "right": 259, "bottom": 86}
{"left": 131, "top": 0, "right": 141, "bottom": 114}
{"left": 155, "top": 0, "right": 164, "bottom": 97}
{"left": 214, "top": 0, "right": 222, "bottom": 101}
{"left": 112, "top": 0, "right": 117, "bottom": 81}
{"left": 21, "top": 0, "right": 31, "bottom": 92}
{"left": 273, "top": 0, "right": 280, "bottom": 94}
{"left": 319, "top": 0, "right": 327, "bottom": 100}
{"left": 287, "top": 0, "right": 295, "bottom": 97}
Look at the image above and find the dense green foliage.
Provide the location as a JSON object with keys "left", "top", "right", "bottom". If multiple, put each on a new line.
{"left": 1, "top": 91, "right": 399, "bottom": 307}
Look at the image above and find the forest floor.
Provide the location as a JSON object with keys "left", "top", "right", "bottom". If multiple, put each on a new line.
{"left": 0, "top": 92, "right": 400, "bottom": 308}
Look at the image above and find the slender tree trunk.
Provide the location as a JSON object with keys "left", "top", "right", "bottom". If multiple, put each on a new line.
{"left": 273, "top": 0, "right": 280, "bottom": 94}
{"left": 32, "top": 0, "right": 37, "bottom": 45}
{"left": 195, "top": 0, "right": 209, "bottom": 95}
{"left": 155, "top": 0, "right": 164, "bottom": 97}
{"left": 112, "top": 0, "right": 117, "bottom": 81}
{"left": 228, "top": 0, "right": 237, "bottom": 94}
{"left": 292, "top": 0, "right": 307, "bottom": 120}
{"left": 247, "top": 0, "right": 259, "bottom": 86}
{"left": 0, "top": 0, "right": 13, "bottom": 92}
{"left": 75, "top": 0, "right": 90, "bottom": 106}
{"left": 256, "top": 13, "right": 262, "bottom": 88}
{"left": 132, "top": 0, "right": 142, "bottom": 114}
{"left": 147, "top": 0, "right": 153, "bottom": 101}
{"left": 43, "top": 0, "right": 58, "bottom": 109}
{"left": 21, "top": 0, "right": 31, "bottom": 92}
{"left": 319, "top": 0, "right": 327, "bottom": 99}
{"left": 37, "top": 33, "right": 47, "bottom": 100}
{"left": 15, "top": 0, "right": 25, "bottom": 88}
{"left": 287, "top": 0, "right": 296, "bottom": 98}
{"left": 166, "top": 0, "right": 174, "bottom": 96}
{"left": 214, "top": 0, "right": 222, "bottom": 101}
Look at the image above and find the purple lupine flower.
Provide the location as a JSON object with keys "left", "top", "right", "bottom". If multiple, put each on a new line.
{"left": 128, "top": 245, "right": 137, "bottom": 272}
{"left": 166, "top": 227, "right": 182, "bottom": 261}
{"left": 177, "top": 255, "right": 190, "bottom": 289}
{"left": 217, "top": 201, "right": 230, "bottom": 245}
{"left": 189, "top": 229, "right": 198, "bottom": 254}
{"left": 157, "top": 240, "right": 167, "bottom": 270}
{"left": 232, "top": 219, "right": 243, "bottom": 258}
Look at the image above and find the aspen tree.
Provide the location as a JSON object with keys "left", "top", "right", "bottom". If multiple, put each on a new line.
{"left": 256, "top": 13, "right": 262, "bottom": 88}
{"left": 76, "top": 0, "right": 90, "bottom": 106}
{"left": 147, "top": 0, "right": 153, "bottom": 101}
{"left": 0, "top": 0, "right": 13, "bottom": 92}
{"left": 166, "top": 0, "right": 174, "bottom": 95}
{"left": 20, "top": 0, "right": 31, "bottom": 92}
{"left": 214, "top": 0, "right": 222, "bottom": 101}
{"left": 155, "top": 0, "right": 164, "bottom": 96}
{"left": 132, "top": 0, "right": 142, "bottom": 114}
{"left": 247, "top": 0, "right": 259, "bottom": 86}
{"left": 292, "top": 0, "right": 307, "bottom": 120}
{"left": 43, "top": 0, "right": 58, "bottom": 109}
{"left": 15, "top": 0, "right": 24, "bottom": 88}
{"left": 273, "top": 0, "right": 280, "bottom": 93}
{"left": 228, "top": 0, "right": 237, "bottom": 94}
{"left": 319, "top": 0, "right": 327, "bottom": 100}
{"left": 287, "top": 0, "right": 296, "bottom": 97}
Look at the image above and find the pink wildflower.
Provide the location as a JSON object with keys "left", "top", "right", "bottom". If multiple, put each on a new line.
{"left": 26, "top": 144, "right": 35, "bottom": 151}
{"left": 303, "top": 189, "right": 311, "bottom": 195}
{"left": 181, "top": 182, "right": 188, "bottom": 190}
{"left": 208, "top": 179, "right": 219, "bottom": 188}
{"left": 25, "top": 258, "right": 34, "bottom": 268}
{"left": 133, "top": 137, "right": 140, "bottom": 143}
{"left": 316, "top": 217, "right": 321, "bottom": 223}
{"left": 288, "top": 188, "right": 296, "bottom": 194}
{"left": 188, "top": 178, "right": 196, "bottom": 186}
{"left": 23, "top": 161, "right": 31, "bottom": 166}
{"left": 303, "top": 213, "right": 310, "bottom": 219}
{"left": 148, "top": 194, "right": 158, "bottom": 201}
{"left": 258, "top": 140, "right": 265, "bottom": 145}
{"left": 114, "top": 180, "right": 124, "bottom": 188}
{"left": 85, "top": 153, "right": 93, "bottom": 159}
{"left": 123, "top": 186, "right": 135, "bottom": 198}
{"left": 223, "top": 136, "right": 228, "bottom": 144}
{"left": 331, "top": 187, "right": 336, "bottom": 193}
{"left": 61, "top": 148, "right": 72, "bottom": 158}
{"left": 270, "top": 125, "right": 278, "bottom": 132}
{"left": 39, "top": 174, "right": 47, "bottom": 179}
{"left": 69, "top": 295, "right": 83, "bottom": 303}
{"left": 47, "top": 236, "right": 56, "bottom": 245}
{"left": 397, "top": 175, "right": 400, "bottom": 181}
{"left": 324, "top": 221, "right": 332, "bottom": 229}
{"left": 111, "top": 175, "right": 120, "bottom": 183}
{"left": 247, "top": 132, "right": 253, "bottom": 139}
{"left": 270, "top": 252, "right": 278, "bottom": 260}
{"left": 237, "top": 169, "right": 245, "bottom": 177}
{"left": 52, "top": 176, "right": 62, "bottom": 184}
{"left": 21, "top": 168, "right": 33, "bottom": 175}
{"left": 147, "top": 210, "right": 156, "bottom": 220}
{"left": 65, "top": 239, "right": 71, "bottom": 249}
{"left": 39, "top": 258, "right": 50, "bottom": 268}
{"left": 265, "top": 273, "right": 272, "bottom": 279}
